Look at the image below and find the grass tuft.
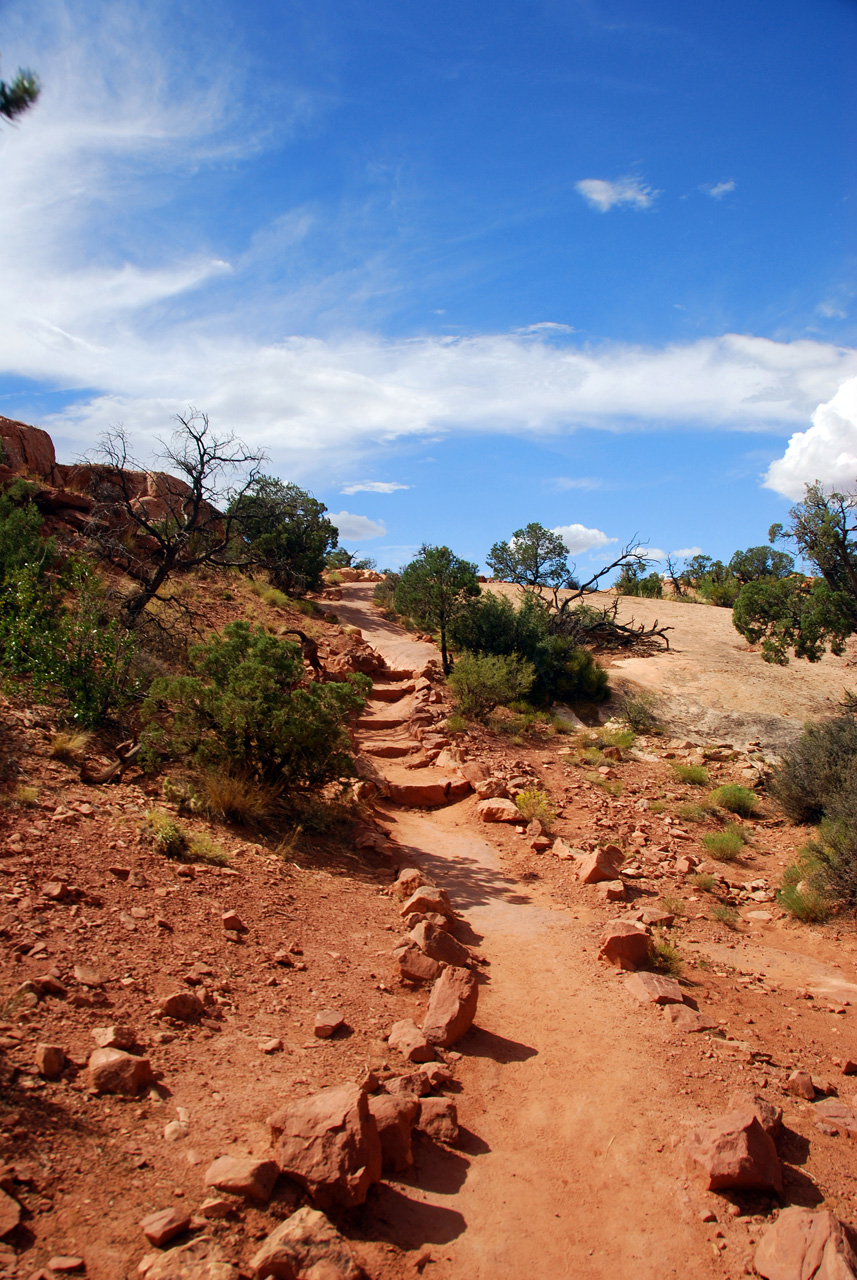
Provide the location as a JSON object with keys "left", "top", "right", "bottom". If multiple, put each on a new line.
{"left": 701, "top": 824, "right": 747, "bottom": 861}
{"left": 676, "top": 801, "right": 717, "bottom": 824}
{"left": 13, "top": 784, "right": 39, "bottom": 807}
{"left": 778, "top": 854, "right": 832, "bottom": 922}
{"left": 711, "top": 903, "right": 740, "bottom": 929}
{"left": 515, "top": 787, "right": 557, "bottom": 830}
{"left": 651, "top": 932, "right": 682, "bottom": 975}
{"left": 50, "top": 729, "right": 92, "bottom": 761}
{"left": 709, "top": 784, "right": 759, "bottom": 818}
{"left": 671, "top": 763, "right": 709, "bottom": 786}
{"left": 690, "top": 871, "right": 716, "bottom": 893}
{"left": 197, "top": 771, "right": 281, "bottom": 827}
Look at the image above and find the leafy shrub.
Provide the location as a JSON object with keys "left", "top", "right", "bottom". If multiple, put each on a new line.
{"left": 709, "top": 784, "right": 759, "bottom": 817}
{"left": 141, "top": 621, "right": 368, "bottom": 803}
{"left": 701, "top": 826, "right": 746, "bottom": 861}
{"left": 144, "top": 810, "right": 188, "bottom": 858}
{"left": 515, "top": 787, "right": 557, "bottom": 829}
{"left": 778, "top": 855, "right": 831, "bottom": 922}
{"left": 447, "top": 652, "right": 535, "bottom": 720}
{"left": 769, "top": 713, "right": 857, "bottom": 823}
{"left": 671, "top": 763, "right": 709, "bottom": 786}
{"left": 711, "top": 903, "right": 740, "bottom": 929}
{"left": 445, "top": 713, "right": 467, "bottom": 735}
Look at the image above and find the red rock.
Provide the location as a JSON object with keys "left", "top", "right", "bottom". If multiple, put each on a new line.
{"left": 73, "top": 964, "right": 103, "bottom": 988}
{"left": 267, "top": 1083, "right": 382, "bottom": 1209}
{"left": 142, "top": 1236, "right": 238, "bottom": 1279}
{"left": 598, "top": 922, "right": 652, "bottom": 970}
{"left": 675, "top": 855, "right": 698, "bottom": 875}
{"left": 393, "top": 942, "right": 442, "bottom": 984}
{"left": 639, "top": 908, "right": 675, "bottom": 927}
{"left": 46, "top": 1260, "right": 85, "bottom": 1274}
{"left": 579, "top": 846, "right": 625, "bottom": 884}
{"left": 221, "top": 910, "right": 246, "bottom": 932}
{"left": 91, "top": 1025, "right": 136, "bottom": 1050}
{"left": 684, "top": 1110, "right": 783, "bottom": 1195}
{"left": 663, "top": 1004, "right": 718, "bottom": 1032}
{"left": 250, "top": 1206, "right": 361, "bottom": 1280}
{"left": 368, "top": 1094, "right": 419, "bottom": 1173}
{"left": 314, "top": 1009, "right": 345, "bottom": 1039}
{"left": 728, "top": 1092, "right": 783, "bottom": 1138}
{"left": 388, "top": 1019, "right": 435, "bottom": 1063}
{"left": 755, "top": 1206, "right": 857, "bottom": 1280}
{"left": 409, "top": 920, "right": 470, "bottom": 968}
{"left": 87, "top": 1048, "right": 154, "bottom": 1095}
{"left": 0, "top": 417, "right": 57, "bottom": 479}
{"left": 400, "top": 886, "right": 455, "bottom": 919}
{"left": 551, "top": 837, "right": 577, "bottom": 860}
{"left": 814, "top": 1098, "right": 857, "bottom": 1138}
{"left": 423, "top": 966, "right": 478, "bottom": 1048}
{"left": 35, "top": 1043, "right": 65, "bottom": 1079}
{"left": 474, "top": 778, "right": 508, "bottom": 800}
{"left": 787, "top": 1070, "right": 816, "bottom": 1100}
{"left": 386, "top": 1071, "right": 432, "bottom": 1098}
{"left": 199, "top": 1198, "right": 233, "bottom": 1220}
{"left": 624, "top": 972, "right": 684, "bottom": 1005}
{"left": 159, "top": 992, "right": 204, "bottom": 1022}
{"left": 598, "top": 880, "right": 626, "bottom": 902}
{"left": 392, "top": 867, "right": 428, "bottom": 901}
{"left": 387, "top": 780, "right": 450, "bottom": 808}
{"left": 476, "top": 797, "right": 521, "bottom": 823}
{"left": 417, "top": 1097, "right": 460, "bottom": 1146}
{"left": 204, "top": 1156, "right": 278, "bottom": 1205}
{"left": 459, "top": 761, "right": 488, "bottom": 786}
{"left": 140, "top": 1206, "right": 191, "bottom": 1247}
{"left": 0, "top": 1188, "right": 21, "bottom": 1237}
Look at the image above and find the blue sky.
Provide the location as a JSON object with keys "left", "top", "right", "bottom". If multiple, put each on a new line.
{"left": 1, "top": 0, "right": 856, "bottom": 571}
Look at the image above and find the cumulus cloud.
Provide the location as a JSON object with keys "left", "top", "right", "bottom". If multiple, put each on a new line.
{"left": 551, "top": 524, "right": 615, "bottom": 555}
{"left": 764, "top": 376, "right": 857, "bottom": 498}
{"left": 329, "top": 511, "right": 386, "bottom": 540}
{"left": 575, "top": 176, "right": 658, "bottom": 212}
{"left": 340, "top": 481, "right": 410, "bottom": 494}
{"left": 705, "top": 180, "right": 736, "bottom": 199}
{"left": 672, "top": 546, "right": 703, "bottom": 558}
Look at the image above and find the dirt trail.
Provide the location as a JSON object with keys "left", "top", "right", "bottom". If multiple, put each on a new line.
{"left": 338, "top": 584, "right": 723, "bottom": 1280}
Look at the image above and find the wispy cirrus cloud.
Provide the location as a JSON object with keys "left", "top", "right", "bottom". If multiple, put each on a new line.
{"left": 704, "top": 180, "right": 736, "bottom": 199}
{"left": 575, "top": 176, "right": 658, "bottom": 211}
{"left": 551, "top": 476, "right": 603, "bottom": 491}
{"left": 340, "top": 481, "right": 410, "bottom": 494}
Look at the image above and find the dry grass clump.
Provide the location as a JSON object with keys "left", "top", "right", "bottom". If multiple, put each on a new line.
{"left": 701, "top": 824, "right": 748, "bottom": 861}
{"left": 13, "top": 784, "right": 39, "bottom": 807}
{"left": 515, "top": 787, "right": 557, "bottom": 829}
{"left": 671, "top": 763, "right": 709, "bottom": 786}
{"left": 50, "top": 729, "right": 92, "bottom": 761}
{"left": 196, "top": 772, "right": 282, "bottom": 827}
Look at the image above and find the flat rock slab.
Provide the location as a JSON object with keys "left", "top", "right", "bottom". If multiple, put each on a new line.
{"left": 140, "top": 1206, "right": 191, "bottom": 1247}
{"left": 204, "top": 1156, "right": 279, "bottom": 1205}
{"left": 663, "top": 1004, "right": 719, "bottom": 1032}
{"left": 476, "top": 798, "right": 520, "bottom": 823}
{"left": 401, "top": 886, "right": 454, "bottom": 919}
{"left": 141, "top": 1236, "right": 239, "bottom": 1280}
{"left": 755, "top": 1206, "right": 857, "bottom": 1280}
{"left": 814, "top": 1098, "right": 857, "bottom": 1138}
{"left": 624, "top": 972, "right": 685, "bottom": 1005}
{"left": 409, "top": 920, "right": 470, "bottom": 968}
{"left": 314, "top": 1009, "right": 345, "bottom": 1039}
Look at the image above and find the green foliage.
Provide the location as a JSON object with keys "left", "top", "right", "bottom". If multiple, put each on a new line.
{"left": 770, "top": 713, "right": 857, "bottom": 823}
{"left": 778, "top": 854, "right": 831, "bottom": 922}
{"left": 659, "top": 893, "right": 686, "bottom": 917}
{"left": 394, "top": 545, "right": 480, "bottom": 672}
{"left": 142, "top": 621, "right": 369, "bottom": 800}
{"left": 515, "top": 787, "right": 557, "bottom": 829}
{"left": 614, "top": 564, "right": 663, "bottom": 597}
{"left": 651, "top": 932, "right": 682, "bottom": 975}
{"left": 671, "top": 763, "right": 709, "bottom": 786}
{"left": 709, "top": 784, "right": 759, "bottom": 817}
{"left": 733, "top": 576, "right": 853, "bottom": 664}
{"left": 0, "top": 480, "right": 53, "bottom": 579}
{"left": 230, "top": 475, "right": 338, "bottom": 596}
{"left": 447, "top": 652, "right": 535, "bottom": 720}
{"left": 486, "top": 522, "right": 578, "bottom": 596}
{"left": 445, "top": 712, "right": 467, "bottom": 734}
{"left": 701, "top": 826, "right": 746, "bottom": 860}
{"left": 728, "top": 545, "right": 795, "bottom": 583}
{"left": 676, "top": 801, "right": 716, "bottom": 824}
{"left": 143, "top": 810, "right": 230, "bottom": 865}
{"left": 0, "top": 66, "right": 40, "bottom": 121}
{"left": 326, "top": 548, "right": 376, "bottom": 571}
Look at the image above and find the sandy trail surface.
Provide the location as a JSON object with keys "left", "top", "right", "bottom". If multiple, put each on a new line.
{"left": 339, "top": 583, "right": 723, "bottom": 1280}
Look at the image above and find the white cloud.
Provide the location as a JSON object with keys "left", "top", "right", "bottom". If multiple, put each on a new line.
{"left": 340, "top": 481, "right": 410, "bottom": 494}
{"left": 764, "top": 376, "right": 857, "bottom": 498}
{"left": 705, "top": 181, "right": 736, "bottom": 199}
{"left": 552, "top": 476, "right": 602, "bottom": 491}
{"left": 671, "top": 546, "right": 703, "bottom": 558}
{"left": 643, "top": 548, "right": 667, "bottom": 562}
{"left": 575, "top": 176, "right": 658, "bottom": 212}
{"left": 817, "top": 299, "right": 848, "bottom": 320}
{"left": 551, "top": 524, "right": 615, "bottom": 555}
{"left": 329, "top": 511, "right": 387, "bottom": 541}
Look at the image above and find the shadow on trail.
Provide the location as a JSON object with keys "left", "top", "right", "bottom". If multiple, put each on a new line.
{"left": 394, "top": 838, "right": 533, "bottom": 914}
{"left": 459, "top": 1026, "right": 538, "bottom": 1064}
{"left": 367, "top": 1184, "right": 467, "bottom": 1248}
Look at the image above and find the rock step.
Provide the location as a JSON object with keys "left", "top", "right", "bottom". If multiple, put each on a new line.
{"left": 385, "top": 777, "right": 472, "bottom": 809}
{"left": 357, "top": 715, "right": 408, "bottom": 731}
{"left": 370, "top": 683, "right": 415, "bottom": 702}
{"left": 363, "top": 741, "right": 420, "bottom": 759}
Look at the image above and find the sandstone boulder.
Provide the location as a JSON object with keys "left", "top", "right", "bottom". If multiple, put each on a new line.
{"left": 268, "top": 1084, "right": 382, "bottom": 1209}
{"left": 140, "top": 1206, "right": 191, "bottom": 1247}
{"left": 88, "top": 1047, "right": 154, "bottom": 1095}
{"left": 728, "top": 1092, "right": 783, "bottom": 1138}
{"left": 401, "top": 885, "right": 455, "bottom": 920}
{"left": 393, "top": 942, "right": 442, "bottom": 984}
{"left": 387, "top": 780, "right": 450, "bottom": 808}
{"left": 92, "top": 1024, "right": 136, "bottom": 1050}
{"left": 423, "top": 966, "right": 478, "bottom": 1048}
{"left": 474, "top": 778, "right": 508, "bottom": 800}
{"left": 250, "top": 1207, "right": 361, "bottom": 1280}
{"left": 159, "top": 991, "right": 204, "bottom": 1022}
{"left": 476, "top": 797, "right": 520, "bottom": 823}
{"left": 35, "top": 1043, "right": 66, "bottom": 1079}
{"left": 141, "top": 1236, "right": 238, "bottom": 1280}
{"left": 598, "top": 923, "right": 652, "bottom": 971}
{"left": 684, "top": 1110, "right": 783, "bottom": 1195}
{"left": 0, "top": 1188, "right": 21, "bottom": 1238}
{"left": 579, "top": 845, "right": 624, "bottom": 884}
{"left": 755, "top": 1206, "right": 857, "bottom": 1280}
{"left": 417, "top": 1097, "right": 460, "bottom": 1146}
{"left": 409, "top": 920, "right": 470, "bottom": 968}
{"left": 388, "top": 1018, "right": 435, "bottom": 1063}
{"left": 314, "top": 1009, "right": 345, "bottom": 1039}
{"left": 204, "top": 1156, "right": 278, "bottom": 1205}
{"left": 368, "top": 1094, "right": 419, "bottom": 1173}
{"left": 624, "top": 972, "right": 684, "bottom": 1005}
{"left": 392, "top": 867, "right": 428, "bottom": 901}
{"left": 787, "top": 1070, "right": 816, "bottom": 1100}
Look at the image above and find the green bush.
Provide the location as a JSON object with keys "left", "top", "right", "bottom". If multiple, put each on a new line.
{"left": 447, "top": 652, "right": 535, "bottom": 720}
{"left": 709, "top": 784, "right": 759, "bottom": 817}
{"left": 778, "top": 854, "right": 831, "bottom": 922}
{"left": 671, "top": 763, "right": 709, "bottom": 786}
{"left": 141, "top": 621, "right": 369, "bottom": 801}
{"left": 769, "top": 713, "right": 857, "bottom": 823}
{"left": 701, "top": 825, "right": 746, "bottom": 861}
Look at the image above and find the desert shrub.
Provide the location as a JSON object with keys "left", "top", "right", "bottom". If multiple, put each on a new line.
{"left": 445, "top": 713, "right": 467, "bottom": 735}
{"left": 711, "top": 903, "right": 740, "bottom": 929}
{"left": 659, "top": 894, "right": 686, "bottom": 917}
{"left": 0, "top": 479, "right": 54, "bottom": 579}
{"left": 141, "top": 621, "right": 368, "bottom": 803}
{"left": 671, "top": 763, "right": 709, "bottom": 786}
{"left": 326, "top": 570, "right": 343, "bottom": 585}
{"left": 600, "top": 727, "right": 636, "bottom": 749}
{"left": 769, "top": 713, "right": 857, "bottom": 823}
{"left": 702, "top": 826, "right": 746, "bottom": 861}
{"left": 651, "top": 932, "right": 682, "bottom": 975}
{"left": 676, "top": 801, "right": 716, "bottom": 824}
{"left": 690, "top": 872, "right": 716, "bottom": 892}
{"left": 185, "top": 831, "right": 230, "bottom": 866}
{"left": 648, "top": 799, "right": 666, "bottom": 814}
{"left": 13, "top": 784, "right": 38, "bottom": 807}
{"left": 196, "top": 771, "right": 282, "bottom": 826}
{"left": 50, "top": 730, "right": 91, "bottom": 761}
{"left": 144, "top": 810, "right": 188, "bottom": 859}
{"left": 617, "top": 689, "right": 659, "bottom": 732}
{"left": 778, "top": 854, "right": 832, "bottom": 922}
{"left": 447, "top": 652, "right": 535, "bottom": 720}
{"left": 709, "top": 784, "right": 759, "bottom": 817}
{"left": 515, "top": 787, "right": 557, "bottom": 829}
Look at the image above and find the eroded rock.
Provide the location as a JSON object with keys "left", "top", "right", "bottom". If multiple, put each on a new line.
{"left": 423, "top": 966, "right": 478, "bottom": 1047}
{"left": 268, "top": 1083, "right": 382, "bottom": 1209}
{"left": 250, "top": 1207, "right": 361, "bottom": 1280}
{"left": 684, "top": 1110, "right": 783, "bottom": 1196}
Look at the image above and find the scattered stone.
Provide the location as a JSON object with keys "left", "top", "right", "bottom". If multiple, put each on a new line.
{"left": 164, "top": 1120, "right": 189, "bottom": 1142}
{"left": 140, "top": 1236, "right": 238, "bottom": 1280}
{"left": 476, "top": 798, "right": 521, "bottom": 823}
{"left": 0, "top": 1189, "right": 21, "bottom": 1238}
{"left": 259, "top": 1038, "right": 283, "bottom": 1055}
{"left": 423, "top": 966, "right": 478, "bottom": 1048}
{"left": 578, "top": 845, "right": 624, "bottom": 884}
{"left": 41, "top": 881, "right": 69, "bottom": 901}
{"left": 417, "top": 1097, "right": 460, "bottom": 1146}
{"left": 87, "top": 1048, "right": 155, "bottom": 1096}
{"left": 314, "top": 1010, "right": 345, "bottom": 1039}
{"left": 250, "top": 1206, "right": 361, "bottom": 1280}
{"left": 598, "top": 880, "right": 626, "bottom": 902}
{"left": 92, "top": 1025, "right": 136, "bottom": 1050}
{"left": 814, "top": 1098, "right": 857, "bottom": 1138}
{"left": 598, "top": 922, "right": 652, "bottom": 971}
{"left": 392, "top": 868, "right": 428, "bottom": 901}
{"left": 787, "top": 1070, "right": 816, "bottom": 1100}
{"left": 204, "top": 1157, "right": 278, "bottom": 1206}
{"left": 46, "top": 1259, "right": 85, "bottom": 1274}
{"left": 409, "top": 920, "right": 470, "bottom": 968}
{"left": 393, "top": 942, "right": 442, "bottom": 984}
{"left": 729, "top": 1092, "right": 783, "bottom": 1138}
{"left": 34, "top": 1043, "right": 65, "bottom": 1079}
{"left": 199, "top": 1198, "right": 233, "bottom": 1221}
{"left": 675, "top": 855, "right": 698, "bottom": 875}
{"left": 267, "top": 1083, "right": 382, "bottom": 1209}
{"left": 550, "top": 837, "right": 577, "bottom": 860}
{"left": 73, "top": 964, "right": 103, "bottom": 988}
{"left": 388, "top": 1019, "right": 436, "bottom": 1063}
{"left": 400, "top": 886, "right": 455, "bottom": 920}
{"left": 159, "top": 992, "right": 204, "bottom": 1022}
{"left": 220, "top": 910, "right": 245, "bottom": 933}
{"left": 140, "top": 1206, "right": 191, "bottom": 1247}
{"left": 624, "top": 972, "right": 684, "bottom": 1005}
{"left": 755, "top": 1206, "right": 857, "bottom": 1280}
{"left": 368, "top": 1094, "right": 419, "bottom": 1173}
{"left": 684, "top": 1110, "right": 783, "bottom": 1196}
{"left": 639, "top": 908, "right": 674, "bottom": 928}
{"left": 386, "top": 1071, "right": 432, "bottom": 1098}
